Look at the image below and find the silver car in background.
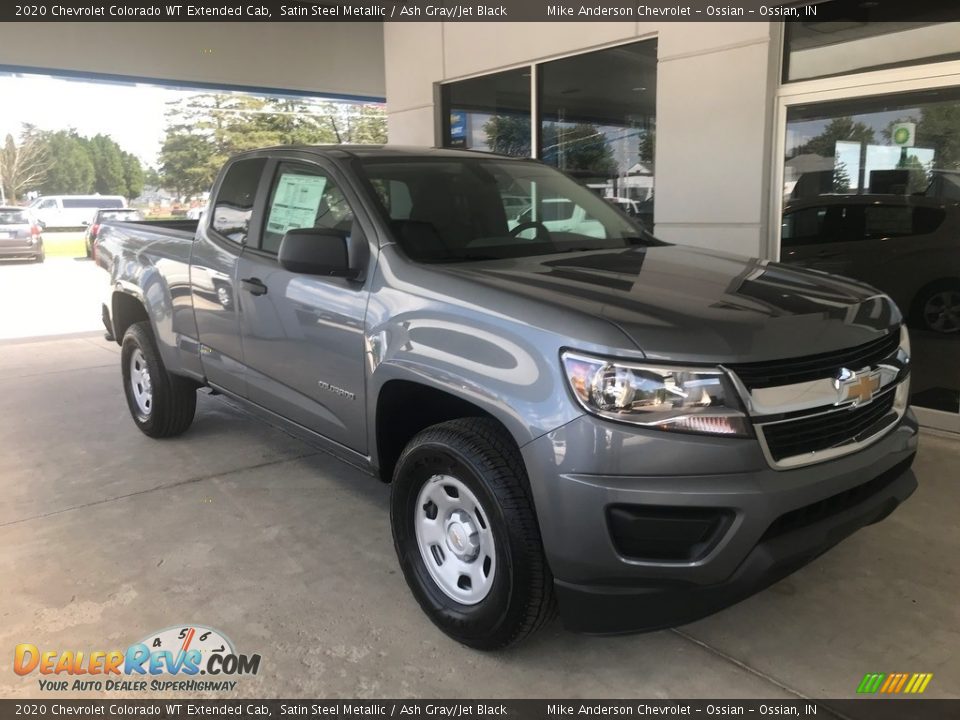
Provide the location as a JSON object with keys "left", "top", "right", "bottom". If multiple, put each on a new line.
{"left": 0, "top": 206, "right": 44, "bottom": 263}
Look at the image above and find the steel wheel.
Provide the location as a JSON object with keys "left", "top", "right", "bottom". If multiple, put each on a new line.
{"left": 129, "top": 348, "right": 153, "bottom": 417}
{"left": 923, "top": 289, "right": 960, "bottom": 333}
{"left": 414, "top": 473, "right": 496, "bottom": 605}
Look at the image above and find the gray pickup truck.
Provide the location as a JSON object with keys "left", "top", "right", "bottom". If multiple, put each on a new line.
{"left": 100, "top": 146, "right": 918, "bottom": 649}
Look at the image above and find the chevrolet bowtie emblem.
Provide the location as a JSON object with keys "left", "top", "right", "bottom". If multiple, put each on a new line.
{"left": 835, "top": 369, "right": 882, "bottom": 407}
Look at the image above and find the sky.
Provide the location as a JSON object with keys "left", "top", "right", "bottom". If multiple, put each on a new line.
{"left": 0, "top": 73, "right": 192, "bottom": 167}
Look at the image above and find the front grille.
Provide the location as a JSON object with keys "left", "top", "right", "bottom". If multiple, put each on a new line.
{"left": 761, "top": 453, "right": 915, "bottom": 541}
{"left": 759, "top": 389, "right": 897, "bottom": 463}
{"left": 728, "top": 332, "right": 899, "bottom": 389}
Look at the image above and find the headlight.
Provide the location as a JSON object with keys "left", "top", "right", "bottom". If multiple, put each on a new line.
{"left": 561, "top": 351, "right": 750, "bottom": 437}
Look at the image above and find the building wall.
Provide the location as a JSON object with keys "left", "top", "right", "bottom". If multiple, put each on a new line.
{"left": 0, "top": 23, "right": 386, "bottom": 99}
{"left": 383, "top": 22, "right": 780, "bottom": 258}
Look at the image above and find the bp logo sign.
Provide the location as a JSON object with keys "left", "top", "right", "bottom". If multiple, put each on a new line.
{"left": 891, "top": 122, "right": 916, "bottom": 147}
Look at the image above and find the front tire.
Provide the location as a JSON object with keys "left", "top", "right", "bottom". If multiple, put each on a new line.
{"left": 121, "top": 321, "right": 196, "bottom": 437}
{"left": 912, "top": 280, "right": 960, "bottom": 334}
{"left": 391, "top": 418, "right": 555, "bottom": 649}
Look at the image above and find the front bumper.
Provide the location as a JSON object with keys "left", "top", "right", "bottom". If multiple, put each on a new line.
{"left": 520, "top": 410, "right": 919, "bottom": 634}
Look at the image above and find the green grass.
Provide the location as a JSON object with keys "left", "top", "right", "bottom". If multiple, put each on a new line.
{"left": 43, "top": 231, "right": 87, "bottom": 258}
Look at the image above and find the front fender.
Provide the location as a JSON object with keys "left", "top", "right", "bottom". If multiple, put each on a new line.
{"left": 366, "top": 328, "right": 578, "bottom": 454}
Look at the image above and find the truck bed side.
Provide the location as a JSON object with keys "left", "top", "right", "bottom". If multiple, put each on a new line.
{"left": 99, "top": 219, "right": 204, "bottom": 382}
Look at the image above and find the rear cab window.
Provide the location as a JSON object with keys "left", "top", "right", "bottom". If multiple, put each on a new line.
{"left": 211, "top": 158, "right": 267, "bottom": 244}
{"left": 0, "top": 209, "right": 29, "bottom": 225}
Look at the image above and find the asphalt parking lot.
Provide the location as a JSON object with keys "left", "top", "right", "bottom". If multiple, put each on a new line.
{"left": 1, "top": 253, "right": 958, "bottom": 699}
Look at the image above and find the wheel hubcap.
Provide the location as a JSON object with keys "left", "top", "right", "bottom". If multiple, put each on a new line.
{"left": 414, "top": 474, "right": 496, "bottom": 605}
{"left": 923, "top": 290, "right": 960, "bottom": 333}
{"left": 129, "top": 348, "right": 153, "bottom": 416}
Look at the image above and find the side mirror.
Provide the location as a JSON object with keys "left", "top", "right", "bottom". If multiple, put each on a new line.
{"left": 278, "top": 227, "right": 361, "bottom": 279}
{"left": 81, "top": 220, "right": 89, "bottom": 226}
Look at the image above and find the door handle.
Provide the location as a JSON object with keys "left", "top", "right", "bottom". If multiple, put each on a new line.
{"left": 241, "top": 277, "right": 268, "bottom": 296}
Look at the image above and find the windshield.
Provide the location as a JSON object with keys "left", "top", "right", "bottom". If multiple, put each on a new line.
{"left": 0, "top": 209, "right": 29, "bottom": 225}
{"left": 359, "top": 157, "right": 663, "bottom": 263}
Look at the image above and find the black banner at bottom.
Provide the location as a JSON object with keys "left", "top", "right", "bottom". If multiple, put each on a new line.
{"left": 0, "top": 700, "right": 956, "bottom": 720}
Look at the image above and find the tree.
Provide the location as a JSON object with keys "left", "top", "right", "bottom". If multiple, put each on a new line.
{"left": 335, "top": 102, "right": 387, "bottom": 144}
{"left": 541, "top": 123, "right": 618, "bottom": 177}
{"left": 121, "top": 151, "right": 145, "bottom": 200}
{"left": 884, "top": 107, "right": 960, "bottom": 172}
{"left": 915, "top": 104, "right": 960, "bottom": 170}
{"left": 157, "top": 92, "right": 387, "bottom": 197}
{"left": 483, "top": 115, "right": 531, "bottom": 157}
{"left": 88, "top": 134, "right": 128, "bottom": 196}
{"left": 637, "top": 127, "right": 655, "bottom": 166}
{"left": 799, "top": 117, "right": 876, "bottom": 158}
{"left": 833, "top": 159, "right": 851, "bottom": 193}
{"left": 36, "top": 130, "right": 95, "bottom": 195}
{"left": 897, "top": 153, "right": 931, "bottom": 195}
{"left": 0, "top": 127, "right": 49, "bottom": 203}
{"left": 159, "top": 131, "right": 213, "bottom": 197}
{"left": 143, "top": 166, "right": 162, "bottom": 188}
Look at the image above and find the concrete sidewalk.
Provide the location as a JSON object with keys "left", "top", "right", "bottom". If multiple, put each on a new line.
{"left": 0, "top": 332, "right": 957, "bottom": 699}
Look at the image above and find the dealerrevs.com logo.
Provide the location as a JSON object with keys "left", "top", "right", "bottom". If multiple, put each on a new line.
{"left": 14, "top": 625, "right": 261, "bottom": 692}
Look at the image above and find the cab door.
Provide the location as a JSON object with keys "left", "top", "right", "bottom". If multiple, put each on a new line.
{"left": 191, "top": 156, "right": 269, "bottom": 397}
{"left": 235, "top": 156, "right": 373, "bottom": 452}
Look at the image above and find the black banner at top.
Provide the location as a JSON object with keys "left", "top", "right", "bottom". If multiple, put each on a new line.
{"left": 4, "top": 0, "right": 960, "bottom": 22}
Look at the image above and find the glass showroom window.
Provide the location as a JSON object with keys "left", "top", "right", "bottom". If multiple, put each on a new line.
{"left": 781, "top": 87, "right": 960, "bottom": 416}
{"left": 538, "top": 40, "right": 657, "bottom": 229}
{"left": 440, "top": 68, "right": 531, "bottom": 156}
{"left": 783, "top": 1, "right": 960, "bottom": 82}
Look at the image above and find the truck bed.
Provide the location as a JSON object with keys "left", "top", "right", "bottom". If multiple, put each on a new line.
{"left": 109, "top": 218, "right": 199, "bottom": 239}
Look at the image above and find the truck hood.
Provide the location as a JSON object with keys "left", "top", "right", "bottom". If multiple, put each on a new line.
{"left": 435, "top": 245, "right": 900, "bottom": 363}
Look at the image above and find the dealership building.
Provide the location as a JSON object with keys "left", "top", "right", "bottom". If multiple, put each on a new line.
{"left": 2, "top": 7, "right": 958, "bottom": 432}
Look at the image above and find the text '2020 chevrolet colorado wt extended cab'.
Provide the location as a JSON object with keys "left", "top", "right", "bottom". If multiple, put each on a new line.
{"left": 99, "top": 146, "right": 917, "bottom": 649}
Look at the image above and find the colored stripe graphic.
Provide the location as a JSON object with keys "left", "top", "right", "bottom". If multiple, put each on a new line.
{"left": 857, "top": 673, "right": 885, "bottom": 693}
{"left": 857, "top": 673, "right": 933, "bottom": 694}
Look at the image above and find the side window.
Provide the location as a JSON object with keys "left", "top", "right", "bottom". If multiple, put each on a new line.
{"left": 261, "top": 164, "right": 355, "bottom": 254}
{"left": 370, "top": 178, "right": 413, "bottom": 220}
{"left": 782, "top": 206, "right": 865, "bottom": 246}
{"left": 212, "top": 158, "right": 266, "bottom": 244}
{"left": 39, "top": 199, "right": 57, "bottom": 210}
{"left": 864, "top": 205, "right": 914, "bottom": 239}
{"left": 912, "top": 207, "right": 946, "bottom": 235}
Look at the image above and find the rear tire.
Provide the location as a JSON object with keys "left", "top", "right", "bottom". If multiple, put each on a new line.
{"left": 121, "top": 321, "right": 196, "bottom": 437}
{"left": 391, "top": 418, "right": 555, "bottom": 650}
{"left": 34, "top": 245, "right": 45, "bottom": 263}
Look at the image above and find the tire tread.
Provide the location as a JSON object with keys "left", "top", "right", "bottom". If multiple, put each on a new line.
{"left": 122, "top": 321, "right": 196, "bottom": 438}
{"left": 394, "top": 417, "right": 556, "bottom": 649}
